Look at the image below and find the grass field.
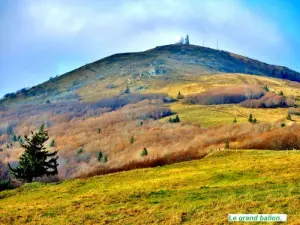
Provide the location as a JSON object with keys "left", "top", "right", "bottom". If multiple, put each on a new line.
{"left": 162, "top": 102, "right": 299, "bottom": 127}
{"left": 1, "top": 150, "right": 300, "bottom": 224}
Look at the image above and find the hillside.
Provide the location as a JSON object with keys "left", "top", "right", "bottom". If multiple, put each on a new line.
{"left": 1, "top": 150, "right": 300, "bottom": 224}
{"left": 1, "top": 44, "right": 300, "bottom": 106}
{"left": 2, "top": 44, "right": 300, "bottom": 182}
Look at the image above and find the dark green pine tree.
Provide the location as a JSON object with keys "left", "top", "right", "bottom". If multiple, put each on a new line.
{"left": 8, "top": 124, "right": 59, "bottom": 183}
{"left": 12, "top": 134, "right": 17, "bottom": 142}
{"left": 97, "top": 151, "right": 103, "bottom": 162}
{"left": 248, "top": 113, "right": 253, "bottom": 123}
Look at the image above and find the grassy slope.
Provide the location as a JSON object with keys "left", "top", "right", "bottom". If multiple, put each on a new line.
{"left": 154, "top": 73, "right": 300, "bottom": 127}
{"left": 1, "top": 150, "right": 300, "bottom": 225}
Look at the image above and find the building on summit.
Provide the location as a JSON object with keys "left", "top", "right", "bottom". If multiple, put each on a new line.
{"left": 175, "top": 35, "right": 190, "bottom": 45}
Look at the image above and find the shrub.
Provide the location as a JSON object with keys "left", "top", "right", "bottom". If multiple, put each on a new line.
{"left": 225, "top": 140, "right": 230, "bottom": 149}
{"left": 50, "top": 139, "right": 55, "bottom": 147}
{"left": 233, "top": 118, "right": 237, "bottom": 123}
{"left": 263, "top": 84, "right": 269, "bottom": 92}
{"left": 240, "top": 92, "right": 291, "bottom": 108}
{"left": 130, "top": 136, "right": 135, "bottom": 144}
{"left": 184, "top": 85, "right": 264, "bottom": 105}
{"left": 287, "top": 113, "right": 292, "bottom": 120}
{"left": 281, "top": 123, "right": 286, "bottom": 127}
{"left": 97, "top": 128, "right": 101, "bottom": 133}
{"left": 77, "top": 147, "right": 83, "bottom": 155}
{"left": 169, "top": 115, "right": 180, "bottom": 123}
{"left": 279, "top": 91, "right": 284, "bottom": 96}
{"left": 141, "top": 148, "right": 148, "bottom": 156}
{"left": 18, "top": 137, "right": 24, "bottom": 145}
{"left": 106, "top": 84, "right": 117, "bottom": 89}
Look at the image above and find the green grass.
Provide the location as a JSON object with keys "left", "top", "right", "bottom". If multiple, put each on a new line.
{"left": 162, "top": 102, "right": 300, "bottom": 127}
{"left": 1, "top": 150, "right": 300, "bottom": 224}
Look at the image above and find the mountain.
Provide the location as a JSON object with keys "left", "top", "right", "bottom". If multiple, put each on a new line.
{"left": 2, "top": 43, "right": 300, "bottom": 181}
{"left": 1, "top": 44, "right": 300, "bottom": 106}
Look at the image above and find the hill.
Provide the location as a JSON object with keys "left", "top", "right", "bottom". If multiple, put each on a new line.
{"left": 1, "top": 44, "right": 300, "bottom": 105}
{"left": 1, "top": 150, "right": 300, "bottom": 224}
{"left": 1, "top": 44, "right": 300, "bottom": 181}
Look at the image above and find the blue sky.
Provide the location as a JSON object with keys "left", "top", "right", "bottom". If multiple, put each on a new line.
{"left": 0, "top": 0, "right": 299, "bottom": 98}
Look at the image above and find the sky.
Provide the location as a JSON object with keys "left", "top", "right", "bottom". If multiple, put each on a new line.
{"left": 0, "top": 0, "right": 300, "bottom": 98}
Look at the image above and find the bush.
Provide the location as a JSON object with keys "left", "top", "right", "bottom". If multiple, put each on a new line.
{"left": 106, "top": 84, "right": 117, "bottom": 89}
{"left": 141, "top": 148, "right": 148, "bottom": 156}
{"left": 233, "top": 118, "right": 237, "bottom": 123}
{"left": 225, "top": 140, "right": 230, "bottom": 149}
{"left": 97, "top": 128, "right": 101, "bottom": 133}
{"left": 287, "top": 113, "right": 292, "bottom": 120}
{"left": 130, "top": 136, "right": 135, "bottom": 144}
{"left": 263, "top": 84, "right": 269, "bottom": 92}
{"left": 169, "top": 115, "right": 180, "bottom": 123}
{"left": 50, "top": 139, "right": 55, "bottom": 147}
{"left": 240, "top": 92, "right": 292, "bottom": 108}
{"left": 77, "top": 147, "right": 83, "bottom": 155}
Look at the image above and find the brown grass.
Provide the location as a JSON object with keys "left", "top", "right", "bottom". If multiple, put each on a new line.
{"left": 184, "top": 85, "right": 264, "bottom": 105}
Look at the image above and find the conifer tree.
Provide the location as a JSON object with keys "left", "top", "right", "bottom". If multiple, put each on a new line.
{"left": 103, "top": 155, "right": 108, "bottom": 163}
{"left": 18, "top": 137, "right": 24, "bottom": 145}
{"left": 12, "top": 134, "right": 17, "bottom": 142}
{"left": 97, "top": 151, "right": 103, "bottom": 162}
{"left": 8, "top": 124, "right": 58, "bottom": 183}
{"left": 177, "top": 91, "right": 184, "bottom": 99}
{"left": 248, "top": 114, "right": 253, "bottom": 123}
{"left": 263, "top": 84, "right": 269, "bottom": 92}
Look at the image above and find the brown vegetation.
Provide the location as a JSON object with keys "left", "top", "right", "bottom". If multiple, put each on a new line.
{"left": 1, "top": 90, "right": 299, "bottom": 182}
{"left": 239, "top": 124, "right": 300, "bottom": 150}
{"left": 240, "top": 92, "right": 295, "bottom": 108}
{"left": 184, "top": 85, "right": 264, "bottom": 105}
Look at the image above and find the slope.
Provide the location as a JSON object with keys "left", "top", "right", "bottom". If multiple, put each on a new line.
{"left": 1, "top": 44, "right": 300, "bottom": 106}
{"left": 1, "top": 150, "right": 300, "bottom": 225}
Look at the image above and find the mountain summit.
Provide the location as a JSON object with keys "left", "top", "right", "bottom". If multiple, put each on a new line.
{"left": 1, "top": 44, "right": 299, "bottom": 106}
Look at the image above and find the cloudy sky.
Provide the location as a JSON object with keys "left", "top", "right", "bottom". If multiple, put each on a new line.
{"left": 0, "top": 0, "right": 300, "bottom": 97}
